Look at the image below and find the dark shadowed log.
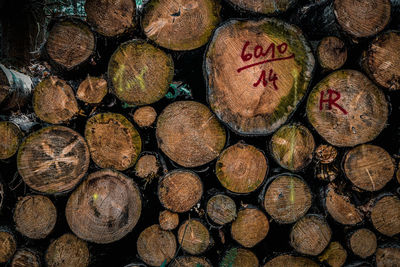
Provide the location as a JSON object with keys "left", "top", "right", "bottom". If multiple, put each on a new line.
{"left": 178, "top": 219, "right": 211, "bottom": 255}
{"left": 290, "top": 214, "right": 331, "bottom": 256}
{"left": 85, "top": 0, "right": 136, "bottom": 37}
{"left": 333, "top": 0, "right": 391, "bottom": 38}
{"left": 206, "top": 194, "right": 237, "bottom": 225}
{"left": 205, "top": 18, "right": 314, "bottom": 135}
{"left": 317, "top": 36, "right": 347, "bottom": 71}
{"left": 17, "top": 126, "right": 90, "bottom": 194}
{"left": 263, "top": 174, "right": 312, "bottom": 224}
{"left": 0, "top": 121, "right": 22, "bottom": 159}
{"left": 142, "top": 0, "right": 221, "bottom": 51}
{"left": 158, "top": 169, "right": 203, "bottom": 213}
{"left": 66, "top": 169, "right": 142, "bottom": 244}
{"left": 76, "top": 75, "right": 108, "bottom": 104}
{"left": 0, "top": 64, "right": 33, "bottom": 111}
{"left": 11, "top": 249, "right": 40, "bottom": 267}
{"left": 85, "top": 113, "right": 142, "bottom": 171}
{"left": 170, "top": 256, "right": 212, "bottom": 267}
{"left": 231, "top": 207, "right": 269, "bottom": 248}
{"left": 376, "top": 245, "right": 400, "bottom": 267}
{"left": 362, "top": 31, "right": 400, "bottom": 90}
{"left": 306, "top": 70, "right": 388, "bottom": 147}
{"left": 0, "top": 229, "right": 16, "bottom": 263}
{"left": 349, "top": 228, "right": 377, "bottom": 259}
{"left": 45, "top": 233, "right": 89, "bottom": 267}
{"left": 216, "top": 141, "right": 267, "bottom": 194}
{"left": 133, "top": 106, "right": 157, "bottom": 128}
{"left": 108, "top": 40, "right": 174, "bottom": 105}
{"left": 45, "top": 19, "right": 95, "bottom": 70}
{"left": 156, "top": 101, "right": 226, "bottom": 167}
{"left": 370, "top": 195, "right": 400, "bottom": 236}
{"left": 226, "top": 0, "right": 296, "bottom": 15}
{"left": 33, "top": 76, "right": 79, "bottom": 124}
{"left": 343, "top": 144, "right": 395, "bottom": 191}
{"left": 318, "top": 241, "right": 347, "bottom": 267}
{"left": 137, "top": 224, "right": 176, "bottom": 267}
{"left": 159, "top": 210, "right": 179, "bottom": 230}
{"left": 220, "top": 248, "right": 259, "bottom": 267}
{"left": 269, "top": 124, "right": 315, "bottom": 171}
{"left": 134, "top": 153, "right": 160, "bottom": 181}
{"left": 263, "top": 254, "right": 319, "bottom": 267}
{"left": 13, "top": 195, "right": 56, "bottom": 239}
{"left": 324, "top": 185, "right": 363, "bottom": 225}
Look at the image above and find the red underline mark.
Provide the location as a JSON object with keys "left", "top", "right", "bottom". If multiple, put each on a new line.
{"left": 237, "top": 54, "right": 295, "bottom": 73}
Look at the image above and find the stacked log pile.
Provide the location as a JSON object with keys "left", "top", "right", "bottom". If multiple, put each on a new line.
{"left": 1, "top": 0, "right": 400, "bottom": 266}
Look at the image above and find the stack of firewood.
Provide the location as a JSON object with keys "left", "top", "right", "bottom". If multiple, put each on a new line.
{"left": 1, "top": 0, "right": 400, "bottom": 266}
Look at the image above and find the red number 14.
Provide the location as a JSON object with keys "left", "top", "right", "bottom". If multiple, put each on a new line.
{"left": 253, "top": 69, "right": 278, "bottom": 90}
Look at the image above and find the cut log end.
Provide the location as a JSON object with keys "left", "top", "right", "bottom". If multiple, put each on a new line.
{"left": 159, "top": 210, "right": 179, "bottom": 231}
{"left": 33, "top": 76, "right": 79, "bottom": 124}
{"left": 85, "top": 113, "right": 142, "bottom": 171}
{"left": 45, "top": 233, "right": 89, "bottom": 267}
{"left": 371, "top": 195, "right": 400, "bottom": 236}
{"left": 76, "top": 75, "right": 108, "bottom": 104}
{"left": 315, "top": 144, "right": 337, "bottom": 164}
{"left": 85, "top": 0, "right": 136, "bottom": 37}
{"left": 158, "top": 170, "right": 203, "bottom": 213}
{"left": 349, "top": 228, "right": 377, "bottom": 259}
{"left": 306, "top": 70, "right": 388, "bottom": 147}
{"left": 206, "top": 18, "right": 315, "bottom": 135}
{"left": 325, "top": 185, "right": 363, "bottom": 225}
{"left": 0, "top": 121, "right": 22, "bottom": 160}
{"left": 0, "top": 230, "right": 16, "bottom": 263}
{"left": 177, "top": 219, "right": 211, "bottom": 255}
{"left": 169, "top": 256, "right": 211, "bottom": 267}
{"left": 363, "top": 31, "right": 400, "bottom": 90}
{"left": 137, "top": 224, "right": 176, "bottom": 267}
{"left": 46, "top": 19, "right": 95, "bottom": 70}
{"left": 270, "top": 124, "right": 315, "bottom": 171}
{"left": 344, "top": 144, "right": 394, "bottom": 191}
{"left": 263, "top": 175, "right": 312, "bottom": 224}
{"left": 11, "top": 249, "right": 40, "bottom": 267}
{"left": 133, "top": 106, "right": 157, "bottom": 128}
{"left": 108, "top": 40, "right": 174, "bottom": 105}
{"left": 318, "top": 242, "right": 347, "bottom": 267}
{"left": 156, "top": 101, "right": 226, "bottom": 167}
{"left": 231, "top": 207, "right": 269, "bottom": 248}
{"left": 290, "top": 214, "right": 332, "bottom": 256}
{"left": 227, "top": 0, "right": 295, "bottom": 15}
{"left": 264, "top": 254, "right": 319, "bottom": 267}
{"left": 142, "top": 0, "right": 221, "bottom": 51}
{"left": 216, "top": 142, "right": 267, "bottom": 194}
{"left": 317, "top": 36, "right": 347, "bottom": 71}
{"left": 206, "top": 194, "right": 237, "bottom": 225}
{"left": 376, "top": 246, "right": 400, "bottom": 267}
{"left": 220, "top": 248, "right": 259, "bottom": 267}
{"left": 17, "top": 126, "right": 90, "bottom": 194}
{"left": 135, "top": 154, "right": 159, "bottom": 180}
{"left": 66, "top": 169, "right": 142, "bottom": 244}
{"left": 14, "top": 195, "right": 57, "bottom": 239}
{"left": 334, "top": 0, "right": 391, "bottom": 38}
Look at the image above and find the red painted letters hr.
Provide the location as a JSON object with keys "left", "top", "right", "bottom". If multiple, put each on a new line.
{"left": 238, "top": 41, "right": 294, "bottom": 90}
{"left": 319, "top": 89, "right": 348, "bottom": 115}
